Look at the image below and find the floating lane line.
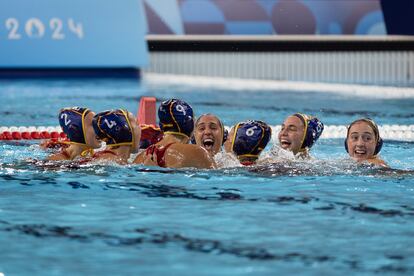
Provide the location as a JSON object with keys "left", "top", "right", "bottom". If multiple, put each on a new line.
{"left": 1, "top": 125, "right": 414, "bottom": 141}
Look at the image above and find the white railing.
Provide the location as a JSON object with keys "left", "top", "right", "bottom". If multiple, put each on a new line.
{"left": 145, "top": 35, "right": 414, "bottom": 86}
{"left": 144, "top": 51, "right": 414, "bottom": 86}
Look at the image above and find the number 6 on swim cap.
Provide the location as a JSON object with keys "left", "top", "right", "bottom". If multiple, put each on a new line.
{"left": 158, "top": 99, "right": 194, "bottom": 138}
{"left": 232, "top": 120, "right": 272, "bottom": 159}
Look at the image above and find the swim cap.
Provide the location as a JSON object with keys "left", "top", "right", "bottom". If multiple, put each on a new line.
{"left": 344, "top": 118, "right": 383, "bottom": 155}
{"left": 231, "top": 120, "right": 272, "bottom": 160}
{"left": 191, "top": 113, "right": 228, "bottom": 144}
{"left": 58, "top": 107, "right": 90, "bottom": 145}
{"left": 293, "top": 113, "right": 324, "bottom": 150}
{"left": 158, "top": 99, "right": 194, "bottom": 138}
{"left": 92, "top": 109, "right": 134, "bottom": 147}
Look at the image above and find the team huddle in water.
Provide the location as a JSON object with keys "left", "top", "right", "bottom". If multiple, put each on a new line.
{"left": 45, "top": 98, "right": 387, "bottom": 168}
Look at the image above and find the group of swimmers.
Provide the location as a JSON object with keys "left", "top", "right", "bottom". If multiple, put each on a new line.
{"left": 44, "top": 98, "right": 387, "bottom": 168}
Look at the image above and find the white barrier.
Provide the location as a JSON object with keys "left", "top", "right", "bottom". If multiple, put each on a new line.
{"left": 144, "top": 73, "right": 414, "bottom": 99}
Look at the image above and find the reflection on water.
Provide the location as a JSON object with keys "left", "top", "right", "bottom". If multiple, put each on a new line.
{"left": 1, "top": 78, "right": 414, "bottom": 274}
{"left": 2, "top": 153, "right": 414, "bottom": 221}
{"left": 0, "top": 220, "right": 335, "bottom": 262}
{"left": 1, "top": 163, "right": 414, "bottom": 273}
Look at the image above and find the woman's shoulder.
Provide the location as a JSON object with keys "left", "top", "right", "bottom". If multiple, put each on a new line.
{"left": 168, "top": 143, "right": 215, "bottom": 168}
{"left": 170, "top": 143, "right": 209, "bottom": 155}
{"left": 367, "top": 157, "right": 388, "bottom": 167}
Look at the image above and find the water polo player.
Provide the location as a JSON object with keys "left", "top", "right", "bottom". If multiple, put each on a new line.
{"left": 278, "top": 113, "right": 324, "bottom": 158}
{"left": 134, "top": 99, "right": 215, "bottom": 169}
{"left": 48, "top": 107, "right": 101, "bottom": 161}
{"left": 91, "top": 109, "right": 141, "bottom": 164}
{"left": 224, "top": 120, "right": 272, "bottom": 166}
{"left": 193, "top": 113, "right": 227, "bottom": 156}
{"left": 345, "top": 118, "right": 387, "bottom": 167}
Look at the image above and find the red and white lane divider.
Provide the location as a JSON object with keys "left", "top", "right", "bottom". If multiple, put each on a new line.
{"left": 0, "top": 97, "right": 158, "bottom": 141}
{"left": 0, "top": 126, "right": 65, "bottom": 140}
{"left": 1, "top": 124, "right": 414, "bottom": 142}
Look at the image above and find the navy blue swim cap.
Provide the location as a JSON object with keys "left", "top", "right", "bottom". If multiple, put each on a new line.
{"left": 158, "top": 99, "right": 194, "bottom": 138}
{"left": 231, "top": 120, "right": 272, "bottom": 159}
{"left": 293, "top": 113, "right": 324, "bottom": 150}
{"left": 59, "top": 107, "right": 90, "bottom": 144}
{"left": 92, "top": 109, "right": 134, "bottom": 146}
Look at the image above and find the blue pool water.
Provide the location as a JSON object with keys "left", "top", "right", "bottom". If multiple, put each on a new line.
{"left": 1, "top": 76, "right": 414, "bottom": 275}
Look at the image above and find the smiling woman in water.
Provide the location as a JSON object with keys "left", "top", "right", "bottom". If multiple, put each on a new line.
{"left": 277, "top": 113, "right": 324, "bottom": 158}
{"left": 345, "top": 118, "right": 387, "bottom": 167}
{"left": 193, "top": 113, "right": 227, "bottom": 157}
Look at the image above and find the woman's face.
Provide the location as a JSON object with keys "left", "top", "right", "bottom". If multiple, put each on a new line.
{"left": 194, "top": 115, "right": 223, "bottom": 155}
{"left": 278, "top": 116, "right": 305, "bottom": 154}
{"left": 347, "top": 121, "right": 377, "bottom": 162}
{"left": 84, "top": 111, "right": 102, "bottom": 149}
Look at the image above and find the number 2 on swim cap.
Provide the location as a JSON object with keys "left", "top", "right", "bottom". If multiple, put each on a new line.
{"left": 60, "top": 113, "right": 71, "bottom": 126}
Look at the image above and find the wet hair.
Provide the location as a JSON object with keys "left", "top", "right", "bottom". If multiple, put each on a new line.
{"left": 231, "top": 120, "right": 272, "bottom": 161}
{"left": 92, "top": 109, "right": 134, "bottom": 147}
{"left": 344, "top": 118, "right": 383, "bottom": 155}
{"left": 58, "top": 107, "right": 90, "bottom": 145}
{"left": 293, "top": 113, "right": 324, "bottom": 150}
{"left": 158, "top": 99, "right": 194, "bottom": 138}
{"left": 191, "top": 113, "right": 228, "bottom": 145}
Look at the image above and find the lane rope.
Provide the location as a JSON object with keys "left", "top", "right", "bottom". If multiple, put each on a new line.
{"left": 1, "top": 125, "right": 414, "bottom": 141}
{"left": 0, "top": 126, "right": 65, "bottom": 140}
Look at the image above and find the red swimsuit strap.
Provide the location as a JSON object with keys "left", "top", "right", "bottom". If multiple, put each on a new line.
{"left": 240, "top": 160, "right": 255, "bottom": 166}
{"left": 145, "top": 143, "right": 175, "bottom": 168}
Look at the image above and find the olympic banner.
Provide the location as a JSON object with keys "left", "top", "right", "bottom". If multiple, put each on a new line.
{"left": 0, "top": 0, "right": 148, "bottom": 68}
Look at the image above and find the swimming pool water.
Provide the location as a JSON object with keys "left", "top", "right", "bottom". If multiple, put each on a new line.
{"left": 1, "top": 76, "right": 414, "bottom": 275}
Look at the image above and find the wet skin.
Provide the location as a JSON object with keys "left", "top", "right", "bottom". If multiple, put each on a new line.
{"left": 47, "top": 111, "right": 102, "bottom": 161}
{"left": 127, "top": 111, "right": 142, "bottom": 154}
{"left": 84, "top": 111, "right": 102, "bottom": 149}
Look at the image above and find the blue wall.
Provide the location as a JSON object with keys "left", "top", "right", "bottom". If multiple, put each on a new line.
{"left": 0, "top": 0, "right": 148, "bottom": 68}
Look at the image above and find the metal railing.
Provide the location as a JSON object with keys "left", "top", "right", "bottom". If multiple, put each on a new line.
{"left": 145, "top": 35, "right": 414, "bottom": 86}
